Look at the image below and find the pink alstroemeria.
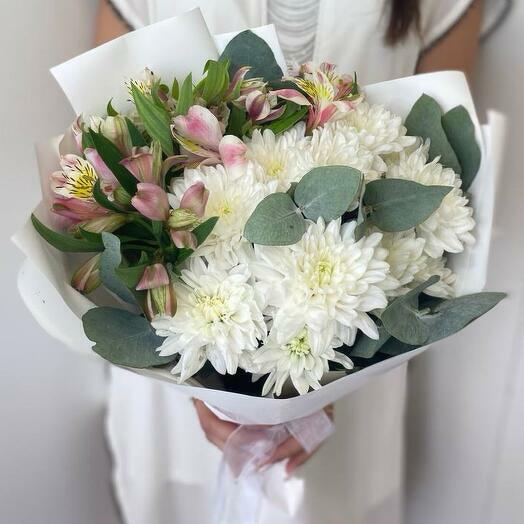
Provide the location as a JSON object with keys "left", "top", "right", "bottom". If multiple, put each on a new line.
{"left": 170, "top": 230, "right": 198, "bottom": 250}
{"left": 52, "top": 197, "right": 108, "bottom": 221}
{"left": 286, "top": 62, "right": 362, "bottom": 132}
{"left": 171, "top": 105, "right": 247, "bottom": 173}
{"left": 71, "top": 254, "right": 101, "bottom": 294}
{"left": 90, "top": 115, "right": 133, "bottom": 156}
{"left": 180, "top": 182, "right": 209, "bottom": 218}
{"left": 79, "top": 214, "right": 127, "bottom": 234}
{"left": 84, "top": 148, "right": 119, "bottom": 190}
{"left": 59, "top": 115, "right": 84, "bottom": 156}
{"left": 120, "top": 144, "right": 163, "bottom": 186}
{"left": 144, "top": 281, "right": 177, "bottom": 320}
{"left": 136, "top": 263, "right": 170, "bottom": 291}
{"left": 131, "top": 182, "right": 170, "bottom": 221}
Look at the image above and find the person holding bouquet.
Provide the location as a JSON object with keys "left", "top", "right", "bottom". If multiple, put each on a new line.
{"left": 90, "top": 1, "right": 507, "bottom": 523}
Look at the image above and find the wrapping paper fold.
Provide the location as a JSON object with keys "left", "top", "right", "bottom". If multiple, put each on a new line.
{"left": 13, "top": 9, "right": 504, "bottom": 425}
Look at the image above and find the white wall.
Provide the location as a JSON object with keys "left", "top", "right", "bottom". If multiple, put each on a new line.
{"left": 405, "top": 4, "right": 524, "bottom": 523}
{"left": 0, "top": 1, "right": 121, "bottom": 523}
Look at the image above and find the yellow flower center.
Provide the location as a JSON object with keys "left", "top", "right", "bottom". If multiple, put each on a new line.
{"left": 267, "top": 161, "right": 284, "bottom": 178}
{"left": 217, "top": 200, "right": 233, "bottom": 217}
{"left": 312, "top": 256, "right": 334, "bottom": 288}
{"left": 284, "top": 329, "right": 311, "bottom": 356}
{"left": 62, "top": 158, "right": 98, "bottom": 199}
{"left": 195, "top": 294, "right": 228, "bottom": 322}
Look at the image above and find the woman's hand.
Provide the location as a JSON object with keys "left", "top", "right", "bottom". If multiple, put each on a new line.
{"left": 193, "top": 399, "right": 334, "bottom": 475}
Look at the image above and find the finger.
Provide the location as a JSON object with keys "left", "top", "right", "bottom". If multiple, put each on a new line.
{"left": 193, "top": 399, "right": 238, "bottom": 448}
{"left": 285, "top": 450, "right": 311, "bottom": 476}
{"left": 265, "top": 436, "right": 303, "bottom": 465}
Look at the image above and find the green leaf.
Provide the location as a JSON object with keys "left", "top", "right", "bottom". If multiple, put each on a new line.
{"left": 201, "top": 60, "right": 229, "bottom": 104}
{"left": 100, "top": 233, "right": 137, "bottom": 304}
{"left": 131, "top": 84, "right": 174, "bottom": 156}
{"left": 226, "top": 104, "right": 248, "bottom": 136}
{"left": 244, "top": 193, "right": 306, "bottom": 246}
{"left": 441, "top": 105, "right": 481, "bottom": 191}
{"left": 114, "top": 254, "right": 149, "bottom": 289}
{"left": 381, "top": 276, "right": 440, "bottom": 345}
{"left": 265, "top": 105, "right": 308, "bottom": 135}
{"left": 151, "top": 220, "right": 164, "bottom": 242}
{"left": 379, "top": 338, "right": 419, "bottom": 357}
{"left": 89, "top": 130, "right": 138, "bottom": 195}
{"left": 82, "top": 131, "right": 95, "bottom": 150}
{"left": 220, "top": 30, "right": 283, "bottom": 82}
{"left": 83, "top": 307, "right": 175, "bottom": 368}
{"left": 171, "top": 77, "right": 180, "bottom": 99}
{"left": 347, "top": 326, "right": 391, "bottom": 359}
{"left": 107, "top": 98, "right": 118, "bottom": 116}
{"left": 405, "top": 94, "right": 462, "bottom": 174}
{"left": 294, "top": 166, "right": 362, "bottom": 222}
{"left": 175, "top": 73, "right": 193, "bottom": 116}
{"left": 193, "top": 216, "right": 219, "bottom": 246}
{"left": 31, "top": 214, "right": 103, "bottom": 253}
{"left": 364, "top": 178, "right": 452, "bottom": 232}
{"left": 424, "top": 292, "right": 506, "bottom": 344}
{"left": 92, "top": 179, "right": 123, "bottom": 213}
{"left": 125, "top": 117, "right": 147, "bottom": 147}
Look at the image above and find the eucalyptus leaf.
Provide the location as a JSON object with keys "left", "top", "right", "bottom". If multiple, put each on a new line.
{"left": 88, "top": 130, "right": 138, "bottom": 195}
{"left": 83, "top": 307, "right": 174, "bottom": 368}
{"left": 379, "top": 338, "right": 419, "bottom": 357}
{"left": 244, "top": 193, "right": 306, "bottom": 246}
{"left": 131, "top": 84, "right": 173, "bottom": 156}
{"left": 364, "top": 178, "right": 451, "bottom": 232}
{"left": 405, "top": 94, "right": 462, "bottom": 174}
{"left": 294, "top": 166, "right": 362, "bottom": 222}
{"left": 347, "top": 326, "right": 391, "bottom": 359}
{"left": 442, "top": 105, "right": 481, "bottom": 191}
{"left": 31, "top": 214, "right": 104, "bottom": 253}
{"left": 424, "top": 292, "right": 506, "bottom": 344}
{"left": 100, "top": 233, "right": 137, "bottom": 304}
{"left": 220, "top": 30, "right": 283, "bottom": 81}
{"left": 381, "top": 276, "right": 440, "bottom": 345}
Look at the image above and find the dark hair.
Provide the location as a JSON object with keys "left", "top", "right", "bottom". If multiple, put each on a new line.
{"left": 386, "top": 0, "right": 421, "bottom": 45}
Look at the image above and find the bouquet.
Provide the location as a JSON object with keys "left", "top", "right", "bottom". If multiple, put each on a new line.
{"left": 15, "top": 9, "right": 504, "bottom": 426}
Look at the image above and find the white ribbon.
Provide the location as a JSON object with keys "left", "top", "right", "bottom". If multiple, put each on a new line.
{"left": 213, "top": 409, "right": 334, "bottom": 524}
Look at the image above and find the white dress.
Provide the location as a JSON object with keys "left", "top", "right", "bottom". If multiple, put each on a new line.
{"left": 105, "top": 2, "right": 509, "bottom": 523}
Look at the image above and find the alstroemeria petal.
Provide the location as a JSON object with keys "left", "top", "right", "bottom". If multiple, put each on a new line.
{"left": 218, "top": 135, "right": 247, "bottom": 175}
{"left": 52, "top": 197, "right": 108, "bottom": 221}
{"left": 226, "top": 66, "right": 251, "bottom": 99}
{"left": 120, "top": 152, "right": 154, "bottom": 184}
{"left": 272, "top": 89, "right": 311, "bottom": 106}
{"left": 131, "top": 182, "right": 170, "bottom": 221}
{"left": 180, "top": 182, "right": 209, "bottom": 218}
{"left": 257, "top": 105, "right": 286, "bottom": 124}
{"left": 84, "top": 148, "right": 119, "bottom": 188}
{"left": 245, "top": 90, "right": 271, "bottom": 121}
{"left": 71, "top": 254, "right": 101, "bottom": 294}
{"left": 173, "top": 105, "right": 223, "bottom": 150}
{"left": 170, "top": 230, "right": 198, "bottom": 250}
{"left": 136, "top": 263, "right": 170, "bottom": 291}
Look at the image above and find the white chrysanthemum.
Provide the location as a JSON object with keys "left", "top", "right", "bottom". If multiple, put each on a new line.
{"left": 152, "top": 257, "right": 266, "bottom": 381}
{"left": 306, "top": 121, "right": 379, "bottom": 181}
{"left": 379, "top": 230, "right": 427, "bottom": 296}
{"left": 169, "top": 164, "right": 276, "bottom": 269}
{"left": 245, "top": 123, "right": 310, "bottom": 191}
{"left": 387, "top": 142, "right": 475, "bottom": 258}
{"left": 413, "top": 254, "right": 456, "bottom": 298}
{"left": 249, "top": 218, "right": 390, "bottom": 347}
{"left": 250, "top": 325, "right": 353, "bottom": 397}
{"left": 340, "top": 102, "right": 416, "bottom": 155}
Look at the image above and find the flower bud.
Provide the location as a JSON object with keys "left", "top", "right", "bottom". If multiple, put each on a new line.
{"left": 168, "top": 208, "right": 199, "bottom": 230}
{"left": 136, "top": 263, "right": 170, "bottom": 291}
{"left": 145, "top": 282, "right": 177, "bottom": 320}
{"left": 179, "top": 182, "right": 209, "bottom": 218}
{"left": 170, "top": 230, "right": 198, "bottom": 250}
{"left": 71, "top": 254, "right": 101, "bottom": 294}
{"left": 100, "top": 116, "right": 133, "bottom": 156}
{"left": 131, "top": 183, "right": 170, "bottom": 221}
{"left": 113, "top": 186, "right": 132, "bottom": 206}
{"left": 80, "top": 213, "right": 127, "bottom": 234}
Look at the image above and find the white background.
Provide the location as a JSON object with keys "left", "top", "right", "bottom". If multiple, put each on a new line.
{"left": 0, "top": 1, "right": 522, "bottom": 524}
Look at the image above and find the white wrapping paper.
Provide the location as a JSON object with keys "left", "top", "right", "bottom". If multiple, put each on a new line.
{"left": 13, "top": 10, "right": 502, "bottom": 425}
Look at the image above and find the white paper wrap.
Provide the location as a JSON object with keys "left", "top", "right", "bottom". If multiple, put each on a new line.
{"left": 13, "top": 10, "right": 503, "bottom": 426}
